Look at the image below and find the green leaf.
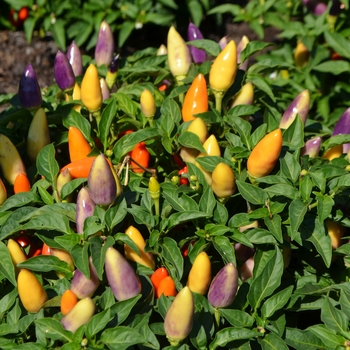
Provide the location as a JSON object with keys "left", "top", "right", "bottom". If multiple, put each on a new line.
{"left": 279, "top": 152, "right": 301, "bottom": 183}
{"left": 199, "top": 186, "right": 216, "bottom": 216}
{"left": 282, "top": 115, "right": 305, "bottom": 149}
{"left": 109, "top": 294, "right": 142, "bottom": 325}
{"left": 313, "top": 60, "right": 350, "bottom": 75}
{"left": 248, "top": 247, "right": 284, "bottom": 309}
{"left": 324, "top": 31, "right": 350, "bottom": 60}
{"left": 207, "top": 4, "right": 241, "bottom": 16}
{"left": 99, "top": 98, "right": 117, "bottom": 151}
{"left": 118, "top": 21, "right": 135, "bottom": 47}
{"left": 236, "top": 180, "right": 266, "bottom": 205}
{"left": 161, "top": 237, "right": 184, "bottom": 280}
{"left": 0, "top": 192, "right": 41, "bottom": 213}
{"left": 247, "top": 74, "right": 275, "bottom": 102}
{"left": 187, "top": 0, "right": 203, "bottom": 27}
{"left": 339, "top": 287, "right": 350, "bottom": 319}
{"left": 209, "top": 328, "right": 261, "bottom": 350}
{"left": 261, "top": 285, "right": 294, "bottom": 319}
{"left": 241, "top": 41, "right": 274, "bottom": 63}
{"left": 264, "top": 184, "right": 299, "bottom": 200}
{"left": 167, "top": 211, "right": 209, "bottom": 230}
{"left": 0, "top": 288, "right": 18, "bottom": 315}
{"left": 316, "top": 193, "right": 334, "bottom": 223}
{"left": 0, "top": 241, "right": 16, "bottom": 286}
{"left": 105, "top": 198, "right": 128, "bottom": 230}
{"left": 60, "top": 178, "right": 87, "bottom": 200}
{"left": 227, "top": 115, "right": 252, "bottom": 149}
{"left": 258, "top": 332, "right": 289, "bottom": 350}
{"left": 245, "top": 228, "right": 278, "bottom": 245}
{"left": 160, "top": 97, "right": 182, "bottom": 125}
{"left": 300, "top": 175, "right": 313, "bottom": 202}
{"left": 213, "top": 235, "right": 236, "bottom": 265}
{"left": 127, "top": 207, "right": 155, "bottom": 228}
{"left": 284, "top": 327, "right": 327, "bottom": 350}
{"left": 308, "top": 324, "right": 345, "bottom": 349}
{"left": 289, "top": 198, "right": 308, "bottom": 241}
{"left": 186, "top": 39, "right": 220, "bottom": 56}
{"left": 62, "top": 108, "right": 93, "bottom": 144}
{"left": 115, "top": 92, "right": 139, "bottom": 116}
{"left": 321, "top": 296, "right": 349, "bottom": 333}
{"left": 264, "top": 214, "right": 283, "bottom": 243}
{"left": 101, "top": 326, "right": 145, "bottom": 350}
{"left": 35, "top": 318, "right": 73, "bottom": 342}
{"left": 36, "top": 144, "right": 60, "bottom": 188}
{"left": 178, "top": 132, "right": 207, "bottom": 153}
{"left": 70, "top": 243, "right": 90, "bottom": 279}
{"left": 86, "top": 308, "right": 112, "bottom": 338}
{"left": 17, "top": 256, "right": 72, "bottom": 275}
{"left": 51, "top": 19, "right": 66, "bottom": 50}
{"left": 218, "top": 309, "right": 254, "bottom": 328}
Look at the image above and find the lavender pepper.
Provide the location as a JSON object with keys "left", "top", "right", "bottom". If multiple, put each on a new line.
{"left": 76, "top": 187, "right": 96, "bottom": 234}
{"left": 332, "top": 107, "right": 350, "bottom": 153}
{"left": 301, "top": 136, "right": 322, "bottom": 158}
{"left": 18, "top": 64, "right": 42, "bottom": 110}
{"left": 187, "top": 22, "right": 207, "bottom": 64}
{"left": 66, "top": 41, "right": 83, "bottom": 77}
{"left": 95, "top": 20, "right": 115, "bottom": 66}
{"left": 54, "top": 50, "right": 76, "bottom": 94}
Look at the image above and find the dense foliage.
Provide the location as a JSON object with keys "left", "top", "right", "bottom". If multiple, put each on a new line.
{"left": 1, "top": 0, "right": 350, "bottom": 349}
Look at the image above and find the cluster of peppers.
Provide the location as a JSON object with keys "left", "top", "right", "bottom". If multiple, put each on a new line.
{"left": 0, "top": 16, "right": 348, "bottom": 347}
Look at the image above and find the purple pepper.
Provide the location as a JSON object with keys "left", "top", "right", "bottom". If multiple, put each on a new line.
{"left": 70, "top": 257, "right": 100, "bottom": 299}
{"left": 301, "top": 136, "right": 322, "bottom": 157}
{"left": 100, "top": 77, "right": 110, "bottom": 100}
{"left": 105, "top": 247, "right": 141, "bottom": 301}
{"left": 207, "top": 262, "right": 238, "bottom": 309}
{"left": 95, "top": 20, "right": 115, "bottom": 66}
{"left": 236, "top": 35, "right": 250, "bottom": 71}
{"left": 332, "top": 107, "right": 350, "bottom": 153}
{"left": 279, "top": 89, "right": 310, "bottom": 129}
{"left": 302, "top": 0, "right": 327, "bottom": 15}
{"left": 187, "top": 22, "right": 207, "bottom": 64}
{"left": 18, "top": 64, "right": 42, "bottom": 110}
{"left": 88, "top": 154, "right": 116, "bottom": 206}
{"left": 66, "top": 41, "right": 83, "bottom": 77}
{"left": 106, "top": 54, "right": 119, "bottom": 90}
{"left": 76, "top": 187, "right": 96, "bottom": 234}
{"left": 54, "top": 50, "right": 76, "bottom": 93}
{"left": 218, "top": 36, "right": 228, "bottom": 50}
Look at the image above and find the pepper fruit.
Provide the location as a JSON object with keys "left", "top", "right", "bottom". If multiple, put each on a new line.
{"left": 301, "top": 136, "right": 322, "bottom": 158}
{"left": 303, "top": 0, "right": 327, "bottom": 15}
{"left": 247, "top": 128, "right": 283, "bottom": 179}
{"left": 279, "top": 89, "right": 310, "bottom": 129}
{"left": 14, "top": 173, "right": 31, "bottom": 194}
{"left": 182, "top": 73, "right": 208, "bottom": 122}
{"left": 0, "top": 178, "right": 7, "bottom": 205}
{"left": 81, "top": 63, "right": 103, "bottom": 114}
{"left": 70, "top": 257, "right": 100, "bottom": 299}
{"left": 7, "top": 238, "right": 27, "bottom": 276}
{"left": 100, "top": 77, "right": 110, "bottom": 101}
{"left": 66, "top": 41, "right": 83, "bottom": 77}
{"left": 76, "top": 187, "right": 96, "bottom": 234}
{"left": 187, "top": 251, "right": 211, "bottom": 295}
{"left": 209, "top": 40, "right": 237, "bottom": 113}
{"left": 180, "top": 117, "right": 208, "bottom": 163}
{"left": 187, "top": 22, "right": 207, "bottom": 64}
{"left": 88, "top": 154, "right": 116, "bottom": 206}
{"left": 326, "top": 219, "right": 344, "bottom": 250}
{"left": 61, "top": 297, "right": 95, "bottom": 333}
{"left": 140, "top": 89, "right": 156, "bottom": 118}
{"left": 68, "top": 126, "right": 92, "bottom": 163}
{"left": 178, "top": 166, "right": 189, "bottom": 186}
{"left": 207, "top": 262, "right": 238, "bottom": 308}
{"left": 149, "top": 176, "right": 160, "bottom": 216}
{"left": 218, "top": 36, "right": 228, "bottom": 50}
{"left": 151, "top": 267, "right": 169, "bottom": 291}
{"left": 54, "top": 50, "right": 76, "bottom": 94}
{"left": 236, "top": 35, "right": 250, "bottom": 71}
{"left": 106, "top": 54, "right": 119, "bottom": 90}
{"left": 18, "top": 64, "right": 42, "bottom": 110}
{"left": 60, "top": 289, "right": 78, "bottom": 316}
{"left": 294, "top": 40, "right": 309, "bottom": 68}
{"left": 230, "top": 82, "right": 254, "bottom": 109}
{"left": 50, "top": 247, "right": 75, "bottom": 279}
{"left": 167, "top": 25, "right": 192, "bottom": 83}
{"left": 27, "top": 107, "right": 51, "bottom": 162}
{"left": 60, "top": 156, "right": 97, "bottom": 179}
{"left": 56, "top": 168, "right": 73, "bottom": 202}
{"left": 124, "top": 225, "right": 155, "bottom": 270}
{"left": 164, "top": 286, "right": 194, "bottom": 346}
{"left": 157, "top": 44, "right": 168, "bottom": 56}
{"left": 240, "top": 256, "right": 255, "bottom": 282}
{"left": 211, "top": 162, "right": 236, "bottom": 202}
{"left": 17, "top": 269, "right": 48, "bottom": 313}
{"left": 0, "top": 133, "right": 27, "bottom": 185}
{"left": 157, "top": 276, "right": 177, "bottom": 298}
{"left": 95, "top": 20, "right": 115, "bottom": 66}
{"left": 130, "top": 142, "right": 150, "bottom": 173}
{"left": 324, "top": 107, "right": 350, "bottom": 159}
{"left": 105, "top": 247, "right": 142, "bottom": 301}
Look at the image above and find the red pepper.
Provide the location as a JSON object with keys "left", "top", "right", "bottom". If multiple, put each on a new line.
{"left": 130, "top": 142, "right": 150, "bottom": 173}
{"left": 178, "top": 166, "right": 189, "bottom": 185}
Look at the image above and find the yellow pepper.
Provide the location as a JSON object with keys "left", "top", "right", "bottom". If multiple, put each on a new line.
{"left": 187, "top": 251, "right": 211, "bottom": 295}
{"left": 81, "top": 63, "right": 103, "bottom": 113}
{"left": 211, "top": 162, "right": 236, "bottom": 202}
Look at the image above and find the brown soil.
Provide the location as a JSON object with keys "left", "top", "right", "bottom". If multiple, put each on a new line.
{"left": 0, "top": 21, "right": 280, "bottom": 96}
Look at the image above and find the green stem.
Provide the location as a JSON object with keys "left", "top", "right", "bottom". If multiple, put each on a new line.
{"left": 176, "top": 75, "right": 186, "bottom": 105}
{"left": 214, "top": 308, "right": 221, "bottom": 329}
{"left": 212, "top": 89, "right": 226, "bottom": 115}
{"left": 92, "top": 109, "right": 102, "bottom": 136}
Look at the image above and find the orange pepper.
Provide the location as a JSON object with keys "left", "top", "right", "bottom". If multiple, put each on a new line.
{"left": 60, "top": 156, "right": 97, "bottom": 178}
{"left": 68, "top": 126, "right": 92, "bottom": 162}
{"left": 130, "top": 142, "right": 150, "bottom": 173}
{"left": 14, "top": 173, "right": 31, "bottom": 194}
{"left": 157, "top": 276, "right": 177, "bottom": 298}
{"left": 151, "top": 267, "right": 169, "bottom": 291}
{"left": 182, "top": 73, "right": 208, "bottom": 122}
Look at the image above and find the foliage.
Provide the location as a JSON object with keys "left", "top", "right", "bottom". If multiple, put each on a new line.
{"left": 1, "top": 0, "right": 350, "bottom": 349}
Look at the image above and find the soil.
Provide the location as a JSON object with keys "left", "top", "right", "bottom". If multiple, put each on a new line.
{"left": 0, "top": 19, "right": 280, "bottom": 96}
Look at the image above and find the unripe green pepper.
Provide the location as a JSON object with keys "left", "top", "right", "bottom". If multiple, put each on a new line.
{"left": 187, "top": 251, "right": 211, "bottom": 295}
{"left": 167, "top": 25, "right": 192, "bottom": 83}
{"left": 247, "top": 128, "right": 283, "bottom": 180}
{"left": 164, "top": 286, "right": 194, "bottom": 346}
{"left": 209, "top": 40, "right": 237, "bottom": 113}
{"left": 26, "top": 107, "right": 51, "bottom": 162}
{"left": 211, "top": 162, "right": 236, "bottom": 202}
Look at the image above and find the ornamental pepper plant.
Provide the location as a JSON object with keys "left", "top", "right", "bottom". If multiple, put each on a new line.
{"left": 2, "top": 7, "right": 350, "bottom": 348}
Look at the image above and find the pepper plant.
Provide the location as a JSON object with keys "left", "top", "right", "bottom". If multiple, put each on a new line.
{"left": 2, "top": 6, "right": 350, "bottom": 349}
